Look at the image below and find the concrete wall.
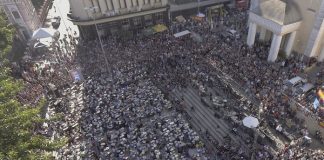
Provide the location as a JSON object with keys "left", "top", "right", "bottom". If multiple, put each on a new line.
{"left": 252, "top": 0, "right": 324, "bottom": 58}
{"left": 292, "top": 0, "right": 322, "bottom": 55}
{"left": 70, "top": 0, "right": 168, "bottom": 21}
{"left": 69, "top": 0, "right": 88, "bottom": 20}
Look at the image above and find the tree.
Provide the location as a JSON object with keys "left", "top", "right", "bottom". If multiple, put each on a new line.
{"left": 31, "top": 0, "right": 46, "bottom": 11}
{"left": 0, "top": 11, "right": 65, "bottom": 159}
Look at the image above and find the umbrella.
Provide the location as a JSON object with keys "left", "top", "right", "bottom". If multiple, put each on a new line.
{"left": 32, "top": 28, "right": 55, "bottom": 40}
{"left": 175, "top": 15, "right": 186, "bottom": 23}
{"left": 243, "top": 116, "right": 259, "bottom": 128}
{"left": 152, "top": 24, "right": 168, "bottom": 33}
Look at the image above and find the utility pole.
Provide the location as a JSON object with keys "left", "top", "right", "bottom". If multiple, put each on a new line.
{"left": 84, "top": 6, "right": 111, "bottom": 75}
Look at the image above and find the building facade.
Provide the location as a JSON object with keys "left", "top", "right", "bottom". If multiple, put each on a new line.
{"left": 247, "top": 0, "right": 324, "bottom": 62}
{"left": 168, "top": 0, "right": 232, "bottom": 19}
{"left": 0, "top": 0, "right": 41, "bottom": 40}
{"left": 68, "top": 0, "right": 169, "bottom": 39}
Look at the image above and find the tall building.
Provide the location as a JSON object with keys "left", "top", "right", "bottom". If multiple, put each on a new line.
{"left": 0, "top": 0, "right": 41, "bottom": 40}
{"left": 247, "top": 0, "right": 324, "bottom": 62}
{"left": 68, "top": 0, "right": 169, "bottom": 39}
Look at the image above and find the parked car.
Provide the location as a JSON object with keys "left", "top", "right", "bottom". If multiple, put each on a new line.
{"left": 294, "top": 83, "right": 314, "bottom": 98}
{"left": 284, "top": 76, "right": 307, "bottom": 87}
{"left": 283, "top": 76, "right": 307, "bottom": 89}
{"left": 51, "top": 16, "right": 61, "bottom": 29}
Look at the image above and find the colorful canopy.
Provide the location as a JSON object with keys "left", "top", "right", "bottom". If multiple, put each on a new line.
{"left": 152, "top": 24, "right": 168, "bottom": 33}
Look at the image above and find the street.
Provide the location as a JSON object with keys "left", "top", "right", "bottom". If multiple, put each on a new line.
{"left": 46, "top": 0, "right": 79, "bottom": 40}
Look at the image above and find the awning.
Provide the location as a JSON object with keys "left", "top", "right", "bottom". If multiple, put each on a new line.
{"left": 152, "top": 24, "right": 168, "bottom": 33}
{"left": 197, "top": 12, "right": 205, "bottom": 18}
{"left": 174, "top": 30, "right": 191, "bottom": 38}
{"left": 32, "top": 28, "right": 56, "bottom": 40}
{"left": 175, "top": 15, "right": 186, "bottom": 23}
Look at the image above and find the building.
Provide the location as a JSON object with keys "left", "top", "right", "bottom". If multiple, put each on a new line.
{"left": 168, "top": 0, "right": 233, "bottom": 19}
{"left": 247, "top": 0, "right": 324, "bottom": 62}
{"left": 0, "top": 0, "right": 41, "bottom": 40}
{"left": 68, "top": 0, "right": 169, "bottom": 39}
{"left": 235, "top": 0, "right": 249, "bottom": 10}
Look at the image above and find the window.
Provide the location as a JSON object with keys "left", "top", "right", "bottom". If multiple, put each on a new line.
{"left": 122, "top": 20, "right": 130, "bottom": 29}
{"left": 133, "top": 17, "right": 142, "bottom": 27}
{"left": 12, "top": 11, "right": 20, "bottom": 19}
{"left": 122, "top": 19, "right": 130, "bottom": 25}
{"left": 156, "top": 12, "right": 163, "bottom": 20}
{"left": 144, "top": 15, "right": 153, "bottom": 25}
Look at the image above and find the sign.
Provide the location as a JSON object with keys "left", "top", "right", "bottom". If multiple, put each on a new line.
{"left": 69, "top": 68, "right": 83, "bottom": 82}
{"left": 319, "top": 121, "right": 324, "bottom": 128}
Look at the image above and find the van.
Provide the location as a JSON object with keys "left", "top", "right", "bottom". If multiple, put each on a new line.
{"left": 284, "top": 76, "right": 306, "bottom": 88}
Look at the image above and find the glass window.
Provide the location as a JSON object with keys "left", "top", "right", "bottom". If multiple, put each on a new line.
{"left": 156, "top": 12, "right": 163, "bottom": 20}
{"left": 133, "top": 17, "right": 142, "bottom": 26}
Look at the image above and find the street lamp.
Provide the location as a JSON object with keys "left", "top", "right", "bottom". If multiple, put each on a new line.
{"left": 84, "top": 6, "right": 110, "bottom": 74}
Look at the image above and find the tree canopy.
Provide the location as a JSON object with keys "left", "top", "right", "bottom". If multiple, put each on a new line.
{"left": 31, "top": 0, "right": 46, "bottom": 11}
{"left": 0, "top": 11, "right": 65, "bottom": 159}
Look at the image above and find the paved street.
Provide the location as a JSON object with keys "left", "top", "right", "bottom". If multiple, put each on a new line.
{"left": 172, "top": 83, "right": 254, "bottom": 156}
{"left": 46, "top": 0, "right": 79, "bottom": 40}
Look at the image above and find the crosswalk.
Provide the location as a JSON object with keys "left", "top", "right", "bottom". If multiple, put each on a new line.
{"left": 172, "top": 87, "right": 250, "bottom": 154}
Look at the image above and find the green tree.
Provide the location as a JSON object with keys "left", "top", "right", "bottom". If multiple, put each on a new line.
{"left": 0, "top": 11, "right": 65, "bottom": 159}
{"left": 31, "top": 0, "right": 46, "bottom": 11}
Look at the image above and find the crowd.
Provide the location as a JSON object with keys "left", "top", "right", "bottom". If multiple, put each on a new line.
{"left": 16, "top": 7, "right": 324, "bottom": 159}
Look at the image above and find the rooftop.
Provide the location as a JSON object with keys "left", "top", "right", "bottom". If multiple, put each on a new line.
{"left": 251, "top": 0, "right": 302, "bottom": 25}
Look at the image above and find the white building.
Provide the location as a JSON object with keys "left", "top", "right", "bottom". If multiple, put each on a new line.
{"left": 0, "top": 0, "right": 41, "bottom": 40}
{"left": 247, "top": 0, "right": 324, "bottom": 62}
{"left": 68, "top": 0, "right": 169, "bottom": 39}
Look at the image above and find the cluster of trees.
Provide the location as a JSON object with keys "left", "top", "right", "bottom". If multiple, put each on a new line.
{"left": 0, "top": 11, "right": 65, "bottom": 159}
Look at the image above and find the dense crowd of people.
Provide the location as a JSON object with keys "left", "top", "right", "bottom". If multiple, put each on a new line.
{"left": 16, "top": 7, "right": 324, "bottom": 159}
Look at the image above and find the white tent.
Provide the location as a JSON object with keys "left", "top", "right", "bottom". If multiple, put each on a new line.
{"left": 243, "top": 116, "right": 259, "bottom": 128}
{"left": 32, "top": 28, "right": 55, "bottom": 40}
{"left": 174, "top": 30, "right": 191, "bottom": 38}
{"left": 197, "top": 13, "right": 205, "bottom": 18}
{"left": 175, "top": 15, "right": 186, "bottom": 23}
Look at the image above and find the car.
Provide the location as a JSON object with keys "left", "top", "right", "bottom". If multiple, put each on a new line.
{"left": 51, "top": 16, "right": 61, "bottom": 29}
{"left": 284, "top": 76, "right": 307, "bottom": 89}
{"left": 294, "top": 83, "right": 314, "bottom": 99}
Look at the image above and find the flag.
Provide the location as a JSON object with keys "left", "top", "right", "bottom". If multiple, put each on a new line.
{"left": 314, "top": 98, "right": 320, "bottom": 110}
